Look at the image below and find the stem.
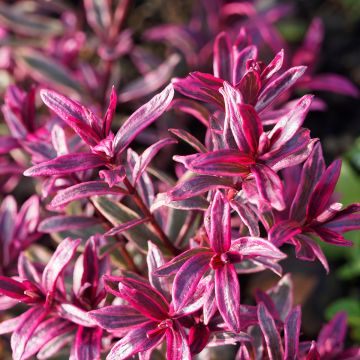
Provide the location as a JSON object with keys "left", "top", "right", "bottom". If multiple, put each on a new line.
{"left": 175, "top": 211, "right": 201, "bottom": 248}
{"left": 123, "top": 177, "right": 179, "bottom": 255}
{"left": 89, "top": 197, "right": 141, "bottom": 274}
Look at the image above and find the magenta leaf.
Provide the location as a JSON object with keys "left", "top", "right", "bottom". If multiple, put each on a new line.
{"left": 38, "top": 216, "right": 101, "bottom": 233}
{"left": 189, "top": 150, "right": 254, "bottom": 176}
{"left": 251, "top": 164, "right": 285, "bottom": 211}
{"left": 258, "top": 303, "right": 284, "bottom": 360}
{"left": 261, "top": 49, "right": 284, "bottom": 82}
{"left": 0, "top": 136, "right": 19, "bottom": 154}
{"left": 120, "top": 55, "right": 180, "bottom": 102}
{"left": 169, "top": 128, "right": 206, "bottom": 153}
{"left": 208, "top": 191, "right": 231, "bottom": 253}
{"left": 233, "top": 45, "right": 258, "bottom": 85}
{"left": 215, "top": 263, "right": 241, "bottom": 333}
{"left": 105, "top": 217, "right": 149, "bottom": 237}
{"left": 154, "top": 248, "right": 211, "bottom": 277}
{"left": 238, "top": 104, "right": 263, "bottom": 154}
{"left": 213, "top": 32, "right": 233, "bottom": 82}
{"left": 90, "top": 305, "right": 148, "bottom": 331}
{"left": 267, "top": 95, "right": 313, "bottom": 151}
{"left": 284, "top": 306, "right": 301, "bottom": 359}
{"left": 50, "top": 181, "right": 127, "bottom": 208}
{"left": 171, "top": 99, "right": 210, "bottom": 126}
{"left": 306, "top": 159, "right": 342, "bottom": 221}
{"left": 58, "top": 304, "right": 96, "bottom": 327}
{"left": 166, "top": 324, "right": 191, "bottom": 360}
{"left": 114, "top": 84, "right": 174, "bottom": 155}
{"left": 11, "top": 306, "right": 48, "bottom": 360}
{"left": 172, "top": 253, "right": 212, "bottom": 311}
{"left": 289, "top": 143, "right": 325, "bottom": 221}
{"left": 24, "top": 153, "right": 106, "bottom": 177}
{"left": 146, "top": 242, "right": 171, "bottom": 301}
{"left": 42, "top": 237, "right": 80, "bottom": 294}
{"left": 74, "top": 326, "right": 102, "bottom": 360}
{"left": 22, "top": 318, "right": 73, "bottom": 359}
{"left": 168, "top": 175, "right": 234, "bottom": 201}
{"left": 116, "top": 278, "right": 169, "bottom": 321}
{"left": 40, "top": 89, "right": 100, "bottom": 146}
{"left": 269, "top": 220, "right": 301, "bottom": 247}
{"left": 230, "top": 237, "right": 286, "bottom": 260}
{"left": 256, "top": 66, "right": 307, "bottom": 112}
{"left": 106, "top": 321, "right": 163, "bottom": 360}
{"left": 132, "top": 137, "right": 177, "bottom": 183}
{"left": 303, "top": 74, "right": 359, "bottom": 98}
{"left": 0, "top": 277, "right": 32, "bottom": 301}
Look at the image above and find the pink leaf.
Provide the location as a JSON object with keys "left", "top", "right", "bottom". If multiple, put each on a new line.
{"left": 215, "top": 263, "right": 241, "bottom": 333}
{"left": 208, "top": 192, "right": 231, "bottom": 253}
{"left": 258, "top": 303, "right": 284, "bottom": 360}
{"left": 89, "top": 305, "right": 148, "bottom": 331}
{"left": 42, "top": 237, "right": 80, "bottom": 293}
{"left": 213, "top": 32, "right": 233, "bottom": 82}
{"left": 23, "top": 153, "right": 106, "bottom": 177}
{"left": 50, "top": 181, "right": 127, "bottom": 208}
{"left": 106, "top": 321, "right": 163, "bottom": 360}
{"left": 256, "top": 66, "right": 307, "bottom": 112}
{"left": 172, "top": 253, "right": 212, "bottom": 312}
{"left": 114, "top": 84, "right": 174, "bottom": 155}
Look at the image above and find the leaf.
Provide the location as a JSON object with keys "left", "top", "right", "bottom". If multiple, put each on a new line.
{"left": 153, "top": 248, "right": 211, "bottom": 277}
{"left": 230, "top": 237, "right": 286, "bottom": 260}
{"left": 215, "top": 263, "right": 241, "bottom": 333}
{"left": 38, "top": 216, "right": 101, "bottom": 233}
{"left": 251, "top": 164, "right": 285, "bottom": 211}
{"left": 257, "top": 303, "right": 284, "bottom": 360}
{"left": 22, "top": 318, "right": 74, "bottom": 359}
{"left": 151, "top": 192, "right": 209, "bottom": 211}
{"left": 166, "top": 324, "right": 192, "bottom": 360}
{"left": 284, "top": 306, "right": 301, "bottom": 359}
{"left": 91, "top": 196, "right": 163, "bottom": 252}
{"left": 40, "top": 89, "right": 101, "bottom": 146}
{"left": 0, "top": 136, "right": 19, "bottom": 154}
{"left": 24, "top": 153, "right": 106, "bottom": 177}
{"left": 0, "top": 4, "right": 63, "bottom": 37}
{"left": 42, "top": 238, "right": 80, "bottom": 293}
{"left": 120, "top": 55, "right": 180, "bottom": 102}
{"left": 11, "top": 307, "right": 47, "bottom": 360}
{"left": 256, "top": 66, "right": 307, "bottom": 112}
{"left": 168, "top": 174, "right": 234, "bottom": 201}
{"left": 267, "top": 95, "right": 313, "bottom": 151}
{"left": 169, "top": 128, "right": 206, "bottom": 153}
{"left": 213, "top": 32, "right": 233, "bottom": 82}
{"left": 16, "top": 49, "right": 82, "bottom": 94}
{"left": 74, "top": 327, "right": 102, "bottom": 360}
{"left": 233, "top": 45, "right": 258, "bottom": 84}
{"left": 132, "top": 137, "right": 177, "bottom": 183}
{"left": 89, "top": 305, "right": 148, "bottom": 331}
{"left": 171, "top": 99, "right": 210, "bottom": 126}
{"left": 106, "top": 321, "right": 164, "bottom": 360}
{"left": 189, "top": 150, "right": 254, "bottom": 177}
{"left": 50, "top": 181, "right": 127, "bottom": 208}
{"left": 172, "top": 253, "right": 212, "bottom": 311}
{"left": 114, "top": 84, "right": 174, "bottom": 155}
{"left": 105, "top": 217, "right": 149, "bottom": 237}
{"left": 208, "top": 192, "right": 231, "bottom": 253}
{"left": 306, "top": 159, "right": 342, "bottom": 221}
{"left": 84, "top": 0, "right": 111, "bottom": 36}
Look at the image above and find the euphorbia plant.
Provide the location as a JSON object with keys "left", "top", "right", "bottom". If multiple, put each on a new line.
{"left": 0, "top": 1, "right": 359, "bottom": 360}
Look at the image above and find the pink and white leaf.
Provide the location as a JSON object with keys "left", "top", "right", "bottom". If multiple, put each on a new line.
{"left": 42, "top": 237, "right": 80, "bottom": 294}
{"left": 215, "top": 263, "right": 241, "bottom": 333}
